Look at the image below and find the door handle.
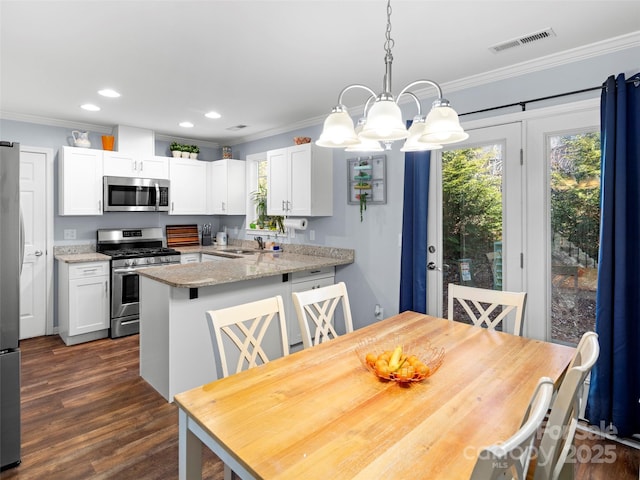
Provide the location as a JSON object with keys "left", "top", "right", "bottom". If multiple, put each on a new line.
{"left": 34, "top": 250, "right": 43, "bottom": 256}
{"left": 427, "top": 262, "right": 441, "bottom": 271}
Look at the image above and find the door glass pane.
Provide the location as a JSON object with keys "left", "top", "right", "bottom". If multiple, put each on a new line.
{"left": 549, "top": 131, "right": 600, "bottom": 344}
{"left": 442, "top": 144, "right": 504, "bottom": 321}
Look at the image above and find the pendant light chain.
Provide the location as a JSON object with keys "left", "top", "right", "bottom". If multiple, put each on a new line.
{"left": 316, "top": 0, "right": 468, "bottom": 150}
{"left": 384, "top": 0, "right": 394, "bottom": 56}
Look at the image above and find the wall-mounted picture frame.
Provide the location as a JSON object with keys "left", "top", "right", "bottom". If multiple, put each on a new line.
{"left": 347, "top": 155, "right": 387, "bottom": 205}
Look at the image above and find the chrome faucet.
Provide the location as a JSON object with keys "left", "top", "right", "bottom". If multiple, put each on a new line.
{"left": 255, "top": 236, "right": 265, "bottom": 250}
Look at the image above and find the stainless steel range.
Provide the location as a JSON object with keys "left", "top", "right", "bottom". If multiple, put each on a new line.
{"left": 97, "top": 227, "right": 181, "bottom": 338}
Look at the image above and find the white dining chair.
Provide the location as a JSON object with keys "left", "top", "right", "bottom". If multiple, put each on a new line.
{"left": 205, "top": 295, "right": 290, "bottom": 480}
{"left": 292, "top": 282, "right": 354, "bottom": 348}
{"left": 469, "top": 376, "right": 555, "bottom": 480}
{"left": 447, "top": 283, "right": 527, "bottom": 336}
{"left": 532, "top": 331, "right": 599, "bottom": 480}
{"left": 205, "top": 295, "right": 290, "bottom": 378}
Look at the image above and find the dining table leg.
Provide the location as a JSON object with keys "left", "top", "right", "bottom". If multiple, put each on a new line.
{"left": 179, "top": 408, "right": 203, "bottom": 480}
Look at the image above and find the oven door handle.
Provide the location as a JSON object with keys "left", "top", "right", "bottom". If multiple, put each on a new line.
{"left": 155, "top": 182, "right": 160, "bottom": 211}
{"left": 113, "top": 268, "right": 146, "bottom": 274}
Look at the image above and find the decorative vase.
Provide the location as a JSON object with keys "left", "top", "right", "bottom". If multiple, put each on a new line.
{"left": 172, "top": 151, "right": 181, "bottom": 158}
{"left": 181, "top": 151, "right": 190, "bottom": 158}
{"left": 190, "top": 153, "right": 198, "bottom": 159}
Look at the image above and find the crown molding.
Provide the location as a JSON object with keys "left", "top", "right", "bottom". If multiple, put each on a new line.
{"left": 0, "top": 111, "right": 220, "bottom": 149}
{"left": 0, "top": 111, "right": 115, "bottom": 134}
{"left": 412, "top": 31, "right": 640, "bottom": 98}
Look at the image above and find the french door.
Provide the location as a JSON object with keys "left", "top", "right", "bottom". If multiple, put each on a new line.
{"left": 426, "top": 123, "right": 524, "bottom": 333}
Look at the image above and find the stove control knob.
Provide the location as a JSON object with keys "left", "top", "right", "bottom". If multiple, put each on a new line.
{"left": 147, "top": 257, "right": 156, "bottom": 265}
{"left": 125, "top": 259, "right": 135, "bottom": 267}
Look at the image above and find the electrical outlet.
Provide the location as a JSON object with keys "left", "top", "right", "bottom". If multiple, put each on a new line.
{"left": 374, "top": 304, "right": 384, "bottom": 320}
{"left": 309, "top": 229, "right": 315, "bottom": 241}
{"left": 63, "top": 229, "right": 76, "bottom": 240}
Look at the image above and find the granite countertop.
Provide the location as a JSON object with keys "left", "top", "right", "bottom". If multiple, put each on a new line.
{"left": 138, "top": 246, "right": 354, "bottom": 288}
{"left": 54, "top": 245, "right": 111, "bottom": 264}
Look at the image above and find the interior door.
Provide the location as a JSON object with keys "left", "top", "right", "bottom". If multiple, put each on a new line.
{"left": 20, "top": 148, "right": 47, "bottom": 339}
{"left": 426, "top": 123, "right": 523, "bottom": 330}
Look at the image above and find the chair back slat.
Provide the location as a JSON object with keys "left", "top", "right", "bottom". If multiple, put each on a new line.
{"left": 448, "top": 283, "right": 527, "bottom": 335}
{"left": 206, "top": 296, "right": 289, "bottom": 378}
{"left": 293, "top": 282, "right": 354, "bottom": 348}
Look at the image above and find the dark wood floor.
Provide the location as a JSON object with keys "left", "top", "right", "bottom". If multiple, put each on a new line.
{"left": 1, "top": 334, "right": 222, "bottom": 480}
{"left": 2, "top": 334, "right": 638, "bottom": 479}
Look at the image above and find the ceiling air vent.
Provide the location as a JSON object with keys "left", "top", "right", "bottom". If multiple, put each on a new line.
{"left": 489, "top": 28, "right": 556, "bottom": 53}
{"left": 226, "top": 124, "right": 248, "bottom": 131}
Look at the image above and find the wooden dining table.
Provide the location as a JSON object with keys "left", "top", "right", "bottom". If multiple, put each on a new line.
{"left": 174, "top": 311, "right": 576, "bottom": 480}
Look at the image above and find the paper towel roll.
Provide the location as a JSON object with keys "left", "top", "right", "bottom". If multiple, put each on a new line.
{"left": 283, "top": 218, "right": 308, "bottom": 230}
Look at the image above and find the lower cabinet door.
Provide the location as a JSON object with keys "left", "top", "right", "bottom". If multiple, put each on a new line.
{"left": 69, "top": 276, "right": 109, "bottom": 335}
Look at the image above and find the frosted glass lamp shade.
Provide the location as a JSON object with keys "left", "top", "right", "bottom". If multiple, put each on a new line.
{"left": 401, "top": 117, "right": 443, "bottom": 152}
{"left": 359, "top": 99, "right": 408, "bottom": 141}
{"left": 419, "top": 105, "right": 469, "bottom": 145}
{"left": 345, "top": 137, "right": 384, "bottom": 152}
{"left": 316, "top": 110, "right": 359, "bottom": 148}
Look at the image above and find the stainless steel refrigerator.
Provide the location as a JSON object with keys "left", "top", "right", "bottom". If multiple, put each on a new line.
{"left": 0, "top": 141, "right": 22, "bottom": 470}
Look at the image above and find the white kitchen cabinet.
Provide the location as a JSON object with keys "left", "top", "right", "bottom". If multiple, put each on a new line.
{"left": 266, "top": 143, "right": 333, "bottom": 216}
{"left": 286, "top": 267, "right": 335, "bottom": 347}
{"left": 58, "top": 146, "right": 103, "bottom": 215}
{"left": 180, "top": 253, "right": 201, "bottom": 264}
{"left": 103, "top": 151, "right": 168, "bottom": 179}
{"left": 57, "top": 261, "right": 110, "bottom": 345}
{"left": 209, "top": 159, "right": 246, "bottom": 215}
{"left": 169, "top": 157, "right": 208, "bottom": 215}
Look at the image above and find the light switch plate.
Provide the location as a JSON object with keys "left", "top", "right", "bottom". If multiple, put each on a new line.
{"left": 64, "top": 229, "right": 77, "bottom": 240}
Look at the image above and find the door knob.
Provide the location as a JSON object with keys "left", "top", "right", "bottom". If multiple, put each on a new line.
{"left": 427, "top": 261, "right": 441, "bottom": 271}
{"left": 35, "top": 250, "right": 43, "bottom": 256}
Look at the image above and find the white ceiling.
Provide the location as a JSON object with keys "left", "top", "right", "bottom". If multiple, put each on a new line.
{"left": 1, "top": 1, "right": 639, "bottom": 146}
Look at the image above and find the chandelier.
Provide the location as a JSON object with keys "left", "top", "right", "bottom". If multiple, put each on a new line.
{"left": 316, "top": 0, "right": 468, "bottom": 152}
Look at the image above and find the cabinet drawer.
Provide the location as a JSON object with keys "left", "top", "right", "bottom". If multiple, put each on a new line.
{"left": 290, "top": 266, "right": 335, "bottom": 283}
{"left": 69, "top": 262, "right": 109, "bottom": 279}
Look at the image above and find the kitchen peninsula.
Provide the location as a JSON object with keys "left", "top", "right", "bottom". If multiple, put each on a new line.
{"left": 137, "top": 243, "right": 354, "bottom": 401}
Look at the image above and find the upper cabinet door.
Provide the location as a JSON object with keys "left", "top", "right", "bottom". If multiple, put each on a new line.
{"left": 59, "top": 146, "right": 103, "bottom": 216}
{"left": 140, "top": 157, "right": 169, "bottom": 179}
{"left": 168, "top": 157, "right": 208, "bottom": 215}
{"left": 103, "top": 152, "right": 169, "bottom": 179}
{"left": 103, "top": 151, "right": 135, "bottom": 177}
{"left": 288, "top": 145, "right": 313, "bottom": 216}
{"left": 210, "top": 159, "right": 246, "bottom": 215}
{"left": 266, "top": 144, "right": 333, "bottom": 217}
{"left": 267, "top": 148, "right": 289, "bottom": 216}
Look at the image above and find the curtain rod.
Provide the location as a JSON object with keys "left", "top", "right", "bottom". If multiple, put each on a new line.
{"left": 459, "top": 76, "right": 639, "bottom": 117}
{"left": 458, "top": 86, "right": 602, "bottom": 117}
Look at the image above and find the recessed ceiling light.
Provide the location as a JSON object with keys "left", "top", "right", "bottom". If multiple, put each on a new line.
{"left": 98, "top": 89, "right": 121, "bottom": 98}
{"left": 179, "top": 121, "right": 194, "bottom": 128}
{"left": 205, "top": 111, "right": 221, "bottom": 119}
{"left": 81, "top": 104, "right": 100, "bottom": 111}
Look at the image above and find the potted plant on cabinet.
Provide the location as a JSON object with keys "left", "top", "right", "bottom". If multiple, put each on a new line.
{"left": 170, "top": 142, "right": 181, "bottom": 158}
{"left": 180, "top": 144, "right": 191, "bottom": 158}
{"left": 190, "top": 145, "right": 199, "bottom": 160}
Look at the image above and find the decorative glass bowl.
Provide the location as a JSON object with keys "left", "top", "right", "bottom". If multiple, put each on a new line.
{"left": 355, "top": 336, "right": 445, "bottom": 383}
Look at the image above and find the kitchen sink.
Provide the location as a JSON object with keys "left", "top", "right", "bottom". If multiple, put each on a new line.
{"left": 224, "top": 249, "right": 260, "bottom": 255}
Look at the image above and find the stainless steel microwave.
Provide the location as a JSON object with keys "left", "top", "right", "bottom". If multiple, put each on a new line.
{"left": 103, "top": 176, "right": 170, "bottom": 212}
